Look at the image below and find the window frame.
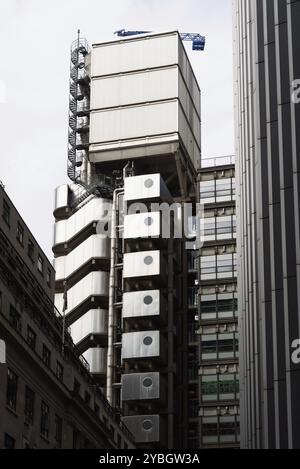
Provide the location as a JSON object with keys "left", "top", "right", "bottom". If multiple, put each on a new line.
{"left": 24, "top": 385, "right": 35, "bottom": 424}
{"left": 16, "top": 222, "right": 24, "bottom": 246}
{"left": 40, "top": 401, "right": 50, "bottom": 440}
{"left": 6, "top": 368, "right": 18, "bottom": 411}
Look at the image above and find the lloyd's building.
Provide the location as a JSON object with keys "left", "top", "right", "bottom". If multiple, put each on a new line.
{"left": 52, "top": 31, "right": 201, "bottom": 448}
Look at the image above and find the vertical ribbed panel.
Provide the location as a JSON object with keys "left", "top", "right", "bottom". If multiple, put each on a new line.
{"left": 233, "top": 0, "right": 300, "bottom": 449}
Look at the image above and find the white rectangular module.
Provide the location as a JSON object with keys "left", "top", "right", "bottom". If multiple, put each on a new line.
{"left": 121, "top": 331, "right": 160, "bottom": 360}
{"left": 91, "top": 67, "right": 178, "bottom": 110}
{"left": 89, "top": 31, "right": 201, "bottom": 169}
{"left": 124, "top": 212, "right": 160, "bottom": 239}
{"left": 123, "top": 290, "right": 160, "bottom": 319}
{"left": 123, "top": 251, "right": 161, "bottom": 279}
{"left": 124, "top": 174, "right": 171, "bottom": 202}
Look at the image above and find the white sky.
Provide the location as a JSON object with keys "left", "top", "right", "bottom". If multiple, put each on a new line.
{"left": 0, "top": 0, "right": 234, "bottom": 259}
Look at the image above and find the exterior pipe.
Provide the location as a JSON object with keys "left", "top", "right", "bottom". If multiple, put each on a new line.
{"left": 106, "top": 187, "right": 124, "bottom": 405}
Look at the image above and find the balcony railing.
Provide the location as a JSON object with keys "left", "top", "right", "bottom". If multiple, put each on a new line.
{"left": 201, "top": 155, "right": 235, "bottom": 168}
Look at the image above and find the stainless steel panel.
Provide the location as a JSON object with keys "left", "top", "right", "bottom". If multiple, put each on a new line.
{"left": 121, "top": 331, "right": 160, "bottom": 360}
{"left": 123, "top": 251, "right": 161, "bottom": 279}
{"left": 122, "top": 290, "right": 160, "bottom": 319}
{"left": 69, "top": 309, "right": 108, "bottom": 344}
{"left": 124, "top": 212, "right": 160, "bottom": 240}
{"left": 90, "top": 100, "right": 178, "bottom": 145}
{"left": 121, "top": 415, "right": 160, "bottom": 444}
{"left": 83, "top": 347, "right": 107, "bottom": 374}
{"left": 91, "top": 67, "right": 178, "bottom": 110}
{"left": 55, "top": 271, "right": 109, "bottom": 315}
{"left": 53, "top": 197, "right": 111, "bottom": 246}
{"left": 121, "top": 372, "right": 160, "bottom": 401}
{"left": 54, "top": 185, "right": 69, "bottom": 212}
{"left": 179, "top": 107, "right": 201, "bottom": 171}
{"left": 89, "top": 32, "right": 201, "bottom": 171}
{"left": 54, "top": 234, "right": 110, "bottom": 281}
{"left": 92, "top": 32, "right": 178, "bottom": 77}
{"left": 124, "top": 174, "right": 171, "bottom": 202}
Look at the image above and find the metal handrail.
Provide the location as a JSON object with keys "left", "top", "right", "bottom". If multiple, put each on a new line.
{"left": 201, "top": 155, "right": 235, "bottom": 168}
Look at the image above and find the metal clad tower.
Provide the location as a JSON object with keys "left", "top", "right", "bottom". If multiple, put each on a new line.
{"left": 53, "top": 31, "right": 201, "bottom": 449}
{"left": 233, "top": 0, "right": 300, "bottom": 449}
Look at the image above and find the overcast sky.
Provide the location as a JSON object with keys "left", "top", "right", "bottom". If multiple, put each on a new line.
{"left": 0, "top": 0, "right": 234, "bottom": 259}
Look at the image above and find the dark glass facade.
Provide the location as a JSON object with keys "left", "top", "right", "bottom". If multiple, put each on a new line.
{"left": 233, "top": 0, "right": 300, "bottom": 449}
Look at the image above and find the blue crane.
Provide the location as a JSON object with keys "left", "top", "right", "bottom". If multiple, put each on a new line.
{"left": 114, "top": 29, "right": 205, "bottom": 51}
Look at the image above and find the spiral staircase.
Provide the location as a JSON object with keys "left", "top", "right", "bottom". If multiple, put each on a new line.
{"left": 67, "top": 35, "right": 91, "bottom": 183}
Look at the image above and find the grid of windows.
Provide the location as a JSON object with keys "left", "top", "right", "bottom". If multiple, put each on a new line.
{"left": 197, "top": 167, "right": 239, "bottom": 449}
{"left": 201, "top": 332, "right": 239, "bottom": 361}
{"left": 200, "top": 253, "right": 237, "bottom": 281}
{"left": 200, "top": 177, "right": 236, "bottom": 204}
{"left": 200, "top": 293, "right": 238, "bottom": 321}
{"left": 201, "top": 416, "right": 240, "bottom": 445}
{"left": 201, "top": 374, "right": 239, "bottom": 402}
{"left": 202, "top": 215, "right": 236, "bottom": 242}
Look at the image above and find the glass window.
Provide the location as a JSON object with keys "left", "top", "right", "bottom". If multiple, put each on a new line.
{"left": 201, "top": 335, "right": 217, "bottom": 360}
{"left": 24, "top": 386, "right": 35, "bottom": 424}
{"left": 37, "top": 255, "right": 43, "bottom": 274}
{"left": 9, "top": 305, "right": 21, "bottom": 332}
{"left": 219, "top": 416, "right": 236, "bottom": 443}
{"left": 201, "top": 376, "right": 218, "bottom": 402}
{"left": 200, "top": 293, "right": 238, "bottom": 321}
{"left": 4, "top": 433, "right": 15, "bottom": 449}
{"left": 27, "top": 239, "right": 34, "bottom": 261}
{"left": 200, "top": 180, "right": 215, "bottom": 204}
{"left": 40, "top": 401, "right": 50, "bottom": 439}
{"left": 56, "top": 361, "right": 64, "bottom": 381}
{"left": 216, "top": 178, "right": 232, "bottom": 202}
{"left": 187, "top": 251, "right": 198, "bottom": 271}
{"left": 55, "top": 415, "right": 62, "bottom": 448}
{"left": 85, "top": 391, "right": 91, "bottom": 404}
{"left": 188, "top": 323, "right": 198, "bottom": 343}
{"left": 201, "top": 333, "right": 238, "bottom": 361}
{"left": 201, "top": 415, "right": 239, "bottom": 445}
{"left": 74, "top": 379, "right": 80, "bottom": 394}
{"left": 73, "top": 429, "right": 78, "bottom": 449}
{"left": 42, "top": 345, "right": 51, "bottom": 368}
{"left": 6, "top": 368, "right": 18, "bottom": 411}
{"left": 27, "top": 326, "right": 36, "bottom": 350}
{"left": 188, "top": 400, "right": 199, "bottom": 418}
{"left": 202, "top": 417, "right": 218, "bottom": 444}
{"left": 46, "top": 268, "right": 51, "bottom": 286}
{"left": 16, "top": 222, "right": 24, "bottom": 245}
{"left": 188, "top": 287, "right": 198, "bottom": 308}
{"left": 2, "top": 199, "right": 10, "bottom": 226}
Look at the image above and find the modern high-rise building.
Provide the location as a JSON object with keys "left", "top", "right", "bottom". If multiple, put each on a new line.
{"left": 198, "top": 156, "right": 239, "bottom": 448}
{"left": 53, "top": 31, "right": 201, "bottom": 449}
{"left": 0, "top": 184, "right": 134, "bottom": 449}
{"left": 233, "top": 0, "right": 300, "bottom": 449}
